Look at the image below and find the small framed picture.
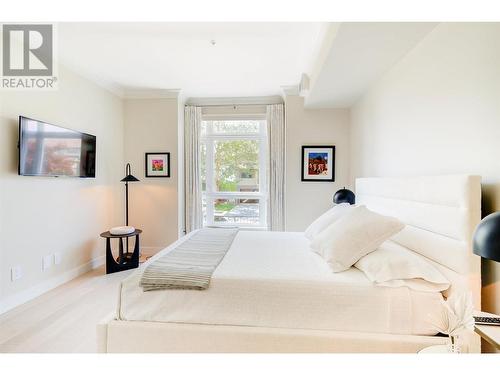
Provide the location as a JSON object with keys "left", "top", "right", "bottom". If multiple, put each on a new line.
{"left": 301, "top": 145, "right": 335, "bottom": 182}
{"left": 145, "top": 152, "right": 170, "bottom": 177}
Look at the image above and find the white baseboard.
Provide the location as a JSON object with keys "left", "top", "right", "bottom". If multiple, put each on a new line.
{"left": 0, "top": 255, "right": 105, "bottom": 316}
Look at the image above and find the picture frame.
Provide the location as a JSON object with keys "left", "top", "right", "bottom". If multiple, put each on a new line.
{"left": 145, "top": 152, "right": 170, "bottom": 178}
{"left": 301, "top": 145, "right": 335, "bottom": 182}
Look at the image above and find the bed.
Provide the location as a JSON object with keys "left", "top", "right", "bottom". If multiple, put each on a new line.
{"left": 97, "top": 175, "right": 482, "bottom": 353}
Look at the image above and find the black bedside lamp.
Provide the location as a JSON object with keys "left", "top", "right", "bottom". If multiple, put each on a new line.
{"left": 473, "top": 212, "right": 500, "bottom": 262}
{"left": 120, "top": 163, "right": 139, "bottom": 227}
{"left": 333, "top": 187, "right": 355, "bottom": 205}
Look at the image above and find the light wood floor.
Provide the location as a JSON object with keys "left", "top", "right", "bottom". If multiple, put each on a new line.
{"left": 0, "top": 266, "right": 133, "bottom": 353}
{"left": 3, "top": 266, "right": 496, "bottom": 354}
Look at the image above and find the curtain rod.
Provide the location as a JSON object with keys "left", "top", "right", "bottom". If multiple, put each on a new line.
{"left": 185, "top": 96, "right": 284, "bottom": 107}
{"left": 185, "top": 103, "right": 283, "bottom": 107}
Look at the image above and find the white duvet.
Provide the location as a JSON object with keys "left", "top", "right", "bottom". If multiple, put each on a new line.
{"left": 117, "top": 230, "right": 444, "bottom": 335}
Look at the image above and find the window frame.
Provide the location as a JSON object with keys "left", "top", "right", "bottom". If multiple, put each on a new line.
{"left": 200, "top": 117, "right": 268, "bottom": 229}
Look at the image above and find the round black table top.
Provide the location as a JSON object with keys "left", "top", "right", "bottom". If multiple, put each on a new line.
{"left": 100, "top": 229, "right": 142, "bottom": 238}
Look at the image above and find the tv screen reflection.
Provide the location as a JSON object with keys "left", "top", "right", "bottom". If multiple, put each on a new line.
{"left": 19, "top": 117, "right": 96, "bottom": 177}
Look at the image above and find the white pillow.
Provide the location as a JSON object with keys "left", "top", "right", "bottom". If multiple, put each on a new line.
{"left": 310, "top": 205, "right": 405, "bottom": 272}
{"left": 355, "top": 241, "right": 450, "bottom": 292}
{"left": 304, "top": 203, "right": 353, "bottom": 241}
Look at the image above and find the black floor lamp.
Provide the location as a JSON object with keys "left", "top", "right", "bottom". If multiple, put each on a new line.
{"left": 121, "top": 163, "right": 139, "bottom": 254}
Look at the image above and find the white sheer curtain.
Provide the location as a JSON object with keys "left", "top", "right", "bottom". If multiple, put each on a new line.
{"left": 267, "top": 103, "right": 286, "bottom": 231}
{"left": 184, "top": 106, "right": 203, "bottom": 233}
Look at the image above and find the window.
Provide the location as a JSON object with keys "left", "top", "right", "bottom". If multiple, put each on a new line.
{"left": 200, "top": 119, "right": 268, "bottom": 228}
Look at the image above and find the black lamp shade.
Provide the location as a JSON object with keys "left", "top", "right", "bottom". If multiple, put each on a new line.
{"left": 121, "top": 163, "right": 139, "bottom": 227}
{"left": 121, "top": 163, "right": 139, "bottom": 183}
{"left": 121, "top": 174, "right": 139, "bottom": 182}
{"left": 333, "top": 187, "right": 355, "bottom": 205}
{"left": 473, "top": 212, "right": 500, "bottom": 262}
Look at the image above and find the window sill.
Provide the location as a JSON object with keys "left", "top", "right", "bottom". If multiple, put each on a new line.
{"left": 204, "top": 225, "right": 268, "bottom": 231}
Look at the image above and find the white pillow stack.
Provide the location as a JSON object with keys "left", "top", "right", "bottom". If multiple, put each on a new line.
{"left": 304, "top": 203, "right": 353, "bottom": 241}
{"left": 309, "top": 205, "right": 405, "bottom": 272}
{"left": 305, "top": 205, "right": 450, "bottom": 292}
{"left": 354, "top": 241, "right": 450, "bottom": 292}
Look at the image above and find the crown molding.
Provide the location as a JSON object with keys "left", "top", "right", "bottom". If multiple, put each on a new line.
{"left": 280, "top": 85, "right": 300, "bottom": 96}
{"left": 82, "top": 77, "right": 124, "bottom": 98}
{"left": 186, "top": 96, "right": 283, "bottom": 107}
{"left": 122, "top": 89, "right": 181, "bottom": 99}
{"left": 55, "top": 56, "right": 181, "bottom": 99}
{"left": 57, "top": 59, "right": 125, "bottom": 98}
{"left": 299, "top": 73, "right": 310, "bottom": 97}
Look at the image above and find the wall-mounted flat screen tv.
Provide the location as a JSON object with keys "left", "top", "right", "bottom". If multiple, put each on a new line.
{"left": 18, "top": 116, "right": 96, "bottom": 177}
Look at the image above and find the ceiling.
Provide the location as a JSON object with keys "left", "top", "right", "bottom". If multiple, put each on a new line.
{"left": 304, "top": 23, "right": 438, "bottom": 108}
{"left": 58, "top": 22, "right": 438, "bottom": 106}
{"left": 58, "top": 22, "right": 325, "bottom": 98}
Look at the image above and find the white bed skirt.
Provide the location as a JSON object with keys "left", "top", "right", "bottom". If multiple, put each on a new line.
{"left": 96, "top": 315, "right": 467, "bottom": 353}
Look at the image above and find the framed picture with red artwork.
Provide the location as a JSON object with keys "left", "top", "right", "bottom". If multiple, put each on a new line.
{"left": 301, "top": 145, "right": 335, "bottom": 182}
{"left": 145, "top": 152, "right": 170, "bottom": 177}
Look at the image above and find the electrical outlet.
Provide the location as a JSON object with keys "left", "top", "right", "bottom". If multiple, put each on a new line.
{"left": 11, "top": 266, "right": 23, "bottom": 281}
{"left": 54, "top": 252, "right": 62, "bottom": 265}
{"left": 42, "top": 255, "right": 53, "bottom": 271}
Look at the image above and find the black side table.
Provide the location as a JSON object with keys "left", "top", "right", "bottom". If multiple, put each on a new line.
{"left": 100, "top": 229, "right": 142, "bottom": 274}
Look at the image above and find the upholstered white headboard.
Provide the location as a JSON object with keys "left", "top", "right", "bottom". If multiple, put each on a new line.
{"left": 356, "top": 175, "right": 482, "bottom": 308}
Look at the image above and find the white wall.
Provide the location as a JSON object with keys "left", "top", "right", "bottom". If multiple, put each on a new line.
{"left": 285, "top": 95, "right": 350, "bottom": 231}
{"left": 0, "top": 66, "right": 124, "bottom": 313}
{"left": 350, "top": 23, "right": 500, "bottom": 318}
{"left": 123, "top": 98, "right": 180, "bottom": 254}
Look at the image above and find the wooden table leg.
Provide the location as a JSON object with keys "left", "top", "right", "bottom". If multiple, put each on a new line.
{"left": 106, "top": 238, "right": 113, "bottom": 274}
{"left": 132, "top": 233, "right": 140, "bottom": 266}
{"left": 118, "top": 237, "right": 124, "bottom": 264}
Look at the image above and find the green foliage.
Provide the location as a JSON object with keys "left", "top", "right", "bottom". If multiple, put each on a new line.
{"left": 214, "top": 140, "right": 259, "bottom": 191}
{"left": 218, "top": 180, "right": 238, "bottom": 192}
{"left": 214, "top": 202, "right": 236, "bottom": 212}
{"left": 200, "top": 121, "right": 262, "bottom": 193}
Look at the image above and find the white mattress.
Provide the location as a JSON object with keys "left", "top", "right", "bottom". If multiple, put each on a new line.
{"left": 117, "top": 230, "right": 444, "bottom": 335}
